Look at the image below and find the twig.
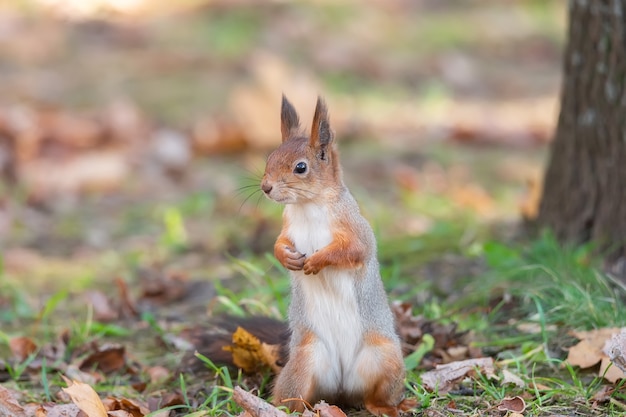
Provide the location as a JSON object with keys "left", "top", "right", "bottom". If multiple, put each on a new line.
{"left": 232, "top": 386, "right": 289, "bottom": 417}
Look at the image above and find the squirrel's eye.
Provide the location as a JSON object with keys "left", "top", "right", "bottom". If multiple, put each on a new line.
{"left": 294, "top": 161, "right": 307, "bottom": 174}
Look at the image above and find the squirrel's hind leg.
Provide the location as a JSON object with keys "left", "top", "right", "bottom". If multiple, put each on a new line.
{"left": 272, "top": 330, "right": 331, "bottom": 412}
{"left": 355, "top": 332, "right": 415, "bottom": 417}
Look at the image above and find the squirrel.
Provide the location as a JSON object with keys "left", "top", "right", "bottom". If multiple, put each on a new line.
{"left": 260, "top": 95, "right": 415, "bottom": 416}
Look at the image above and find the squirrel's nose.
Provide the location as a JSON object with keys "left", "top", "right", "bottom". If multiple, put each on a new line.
{"left": 261, "top": 182, "right": 273, "bottom": 194}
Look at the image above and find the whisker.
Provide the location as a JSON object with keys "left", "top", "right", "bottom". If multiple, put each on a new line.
{"left": 235, "top": 184, "right": 262, "bottom": 197}
{"left": 238, "top": 188, "right": 264, "bottom": 213}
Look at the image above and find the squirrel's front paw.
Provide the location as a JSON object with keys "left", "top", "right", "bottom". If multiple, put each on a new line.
{"left": 303, "top": 256, "right": 324, "bottom": 275}
{"left": 279, "top": 245, "right": 305, "bottom": 271}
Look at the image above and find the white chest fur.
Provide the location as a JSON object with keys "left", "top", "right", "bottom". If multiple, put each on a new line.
{"left": 284, "top": 203, "right": 333, "bottom": 256}
{"left": 284, "top": 203, "right": 365, "bottom": 393}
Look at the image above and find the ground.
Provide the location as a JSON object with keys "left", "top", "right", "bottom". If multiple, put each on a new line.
{"left": 1, "top": 1, "right": 625, "bottom": 416}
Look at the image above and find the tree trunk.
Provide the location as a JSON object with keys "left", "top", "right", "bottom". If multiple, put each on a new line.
{"left": 538, "top": 1, "right": 626, "bottom": 273}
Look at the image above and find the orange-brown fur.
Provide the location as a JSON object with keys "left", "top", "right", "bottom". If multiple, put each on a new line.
{"left": 272, "top": 330, "right": 317, "bottom": 412}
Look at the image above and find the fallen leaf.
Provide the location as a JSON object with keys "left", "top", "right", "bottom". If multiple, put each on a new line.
{"left": 102, "top": 397, "right": 150, "bottom": 417}
{"left": 61, "top": 375, "right": 108, "bottom": 417}
{"left": 313, "top": 401, "right": 347, "bottom": 417}
{"left": 147, "top": 392, "right": 184, "bottom": 412}
{"left": 391, "top": 300, "right": 477, "bottom": 366}
{"left": 421, "top": 357, "right": 495, "bottom": 394}
{"left": 0, "top": 385, "right": 27, "bottom": 417}
{"left": 567, "top": 339, "right": 605, "bottom": 369}
{"left": 591, "top": 385, "right": 614, "bottom": 404}
{"left": 107, "top": 411, "right": 133, "bottom": 417}
{"left": 9, "top": 336, "right": 38, "bottom": 361}
{"left": 84, "top": 291, "right": 118, "bottom": 322}
{"left": 192, "top": 116, "right": 246, "bottom": 155}
{"left": 566, "top": 327, "right": 626, "bottom": 382}
{"left": 146, "top": 366, "right": 171, "bottom": 385}
{"left": 138, "top": 269, "right": 188, "bottom": 305}
{"left": 599, "top": 356, "right": 626, "bottom": 384}
{"left": 36, "top": 403, "right": 82, "bottom": 417}
{"left": 501, "top": 369, "right": 526, "bottom": 388}
{"left": 79, "top": 343, "right": 126, "bottom": 374}
{"left": 391, "top": 301, "right": 424, "bottom": 343}
{"left": 223, "top": 327, "right": 278, "bottom": 373}
{"left": 115, "top": 277, "right": 138, "bottom": 318}
{"left": 497, "top": 396, "right": 526, "bottom": 413}
{"left": 20, "top": 151, "right": 130, "bottom": 195}
{"left": 44, "top": 110, "right": 104, "bottom": 149}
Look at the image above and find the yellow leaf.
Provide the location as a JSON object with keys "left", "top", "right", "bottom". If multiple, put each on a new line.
{"left": 61, "top": 375, "right": 108, "bottom": 417}
{"left": 223, "top": 327, "right": 280, "bottom": 373}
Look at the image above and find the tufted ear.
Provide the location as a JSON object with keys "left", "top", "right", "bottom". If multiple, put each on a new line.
{"left": 309, "top": 96, "right": 334, "bottom": 160}
{"left": 280, "top": 95, "right": 300, "bottom": 142}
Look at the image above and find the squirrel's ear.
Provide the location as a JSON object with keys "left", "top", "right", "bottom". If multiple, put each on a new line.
{"left": 281, "top": 95, "right": 300, "bottom": 142}
{"left": 310, "top": 96, "right": 333, "bottom": 159}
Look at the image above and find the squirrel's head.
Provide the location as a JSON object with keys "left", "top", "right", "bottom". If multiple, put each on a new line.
{"left": 261, "top": 95, "right": 342, "bottom": 204}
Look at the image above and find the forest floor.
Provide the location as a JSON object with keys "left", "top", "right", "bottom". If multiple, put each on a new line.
{"left": 1, "top": 1, "right": 626, "bottom": 416}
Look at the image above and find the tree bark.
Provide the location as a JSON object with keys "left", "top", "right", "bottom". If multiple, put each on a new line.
{"left": 538, "top": 0, "right": 626, "bottom": 273}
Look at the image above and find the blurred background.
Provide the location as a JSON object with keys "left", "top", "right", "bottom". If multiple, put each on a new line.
{"left": 0, "top": 0, "right": 566, "bottom": 302}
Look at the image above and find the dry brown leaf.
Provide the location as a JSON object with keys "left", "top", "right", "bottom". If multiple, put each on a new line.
{"left": 9, "top": 336, "right": 38, "bottom": 361}
{"left": 567, "top": 327, "right": 626, "bottom": 383}
{"left": 146, "top": 366, "right": 171, "bottom": 385}
{"left": 107, "top": 411, "right": 133, "bottom": 417}
{"left": 20, "top": 151, "right": 129, "bottom": 195}
{"left": 567, "top": 339, "right": 603, "bottom": 368}
{"left": 0, "top": 385, "right": 27, "bottom": 417}
{"left": 592, "top": 385, "right": 615, "bottom": 404}
{"left": 115, "top": 277, "right": 138, "bottom": 318}
{"left": 313, "top": 401, "right": 347, "bottom": 417}
{"left": 391, "top": 301, "right": 424, "bottom": 343}
{"left": 146, "top": 392, "right": 184, "bottom": 412}
{"left": 36, "top": 403, "right": 83, "bottom": 417}
{"left": 501, "top": 369, "right": 525, "bottom": 388}
{"left": 79, "top": 344, "right": 126, "bottom": 374}
{"left": 421, "top": 357, "right": 495, "bottom": 394}
{"left": 599, "top": 356, "right": 626, "bottom": 383}
{"left": 497, "top": 396, "right": 526, "bottom": 413}
{"left": 138, "top": 270, "right": 188, "bottom": 305}
{"left": 102, "top": 397, "right": 150, "bottom": 417}
{"left": 84, "top": 291, "right": 118, "bottom": 322}
{"left": 61, "top": 375, "right": 108, "bottom": 417}
{"left": 192, "top": 116, "right": 247, "bottom": 155}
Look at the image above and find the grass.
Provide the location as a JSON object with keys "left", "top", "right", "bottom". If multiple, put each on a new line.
{"left": 5, "top": 217, "right": 625, "bottom": 415}
{"left": 2, "top": 144, "right": 625, "bottom": 415}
